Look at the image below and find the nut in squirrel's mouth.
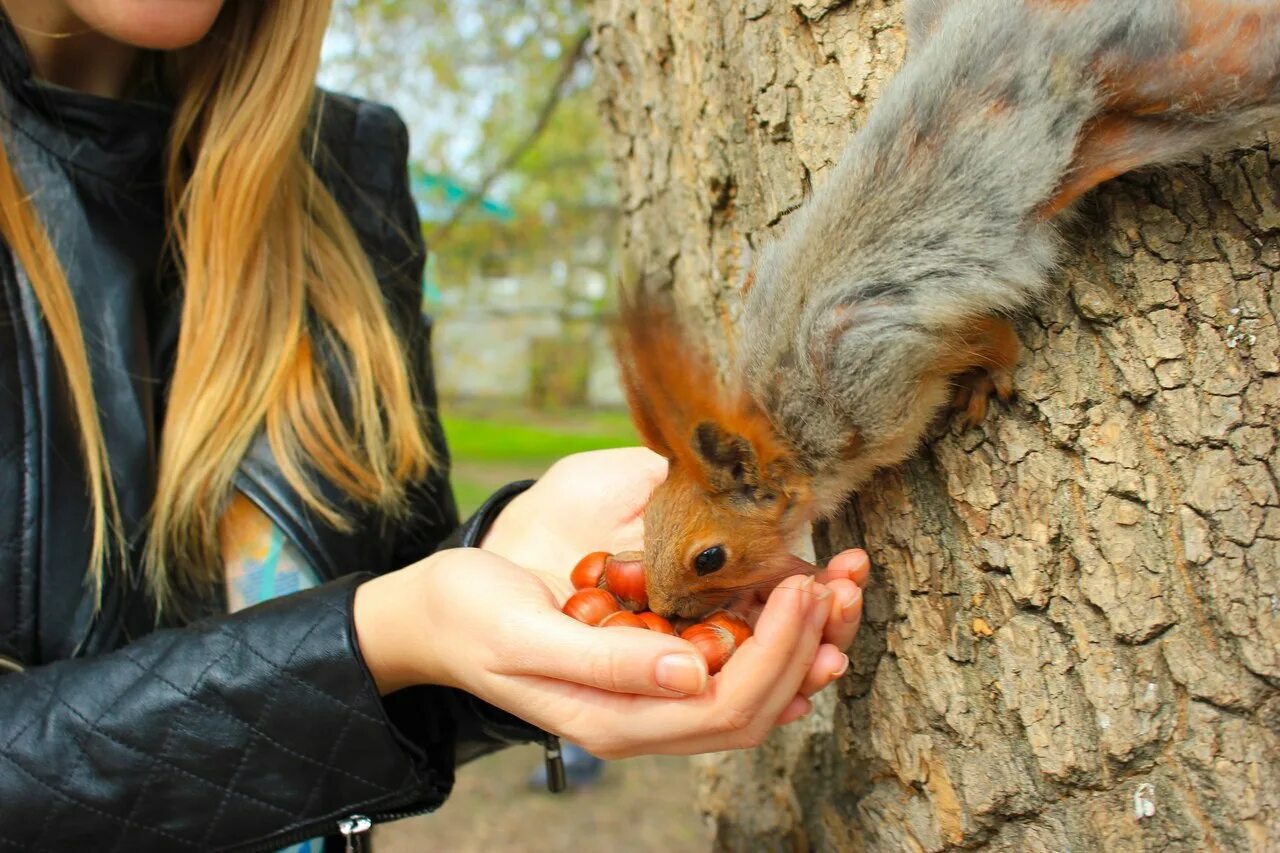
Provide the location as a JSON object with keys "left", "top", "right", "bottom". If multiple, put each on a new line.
{"left": 654, "top": 525, "right": 819, "bottom": 623}
{"left": 657, "top": 589, "right": 764, "bottom": 631}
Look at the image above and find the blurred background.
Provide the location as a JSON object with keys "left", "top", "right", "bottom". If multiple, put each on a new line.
{"left": 322, "top": 0, "right": 637, "bottom": 517}
{"left": 320, "top": 2, "right": 710, "bottom": 849}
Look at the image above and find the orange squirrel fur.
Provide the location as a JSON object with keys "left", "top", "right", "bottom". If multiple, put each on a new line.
{"left": 618, "top": 0, "right": 1280, "bottom": 618}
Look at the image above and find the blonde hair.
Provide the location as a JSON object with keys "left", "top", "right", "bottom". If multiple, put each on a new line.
{"left": 0, "top": 1, "right": 433, "bottom": 609}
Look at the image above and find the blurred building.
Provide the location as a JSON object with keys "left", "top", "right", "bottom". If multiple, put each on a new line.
{"left": 413, "top": 170, "right": 624, "bottom": 409}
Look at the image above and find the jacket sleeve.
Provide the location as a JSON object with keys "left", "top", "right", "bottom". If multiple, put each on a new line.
{"left": 0, "top": 575, "right": 456, "bottom": 852}
{"left": 0, "top": 488, "right": 539, "bottom": 853}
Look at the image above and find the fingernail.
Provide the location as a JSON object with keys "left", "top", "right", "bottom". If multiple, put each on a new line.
{"left": 830, "top": 653, "right": 850, "bottom": 680}
{"left": 656, "top": 654, "right": 708, "bottom": 695}
{"left": 841, "top": 588, "right": 862, "bottom": 623}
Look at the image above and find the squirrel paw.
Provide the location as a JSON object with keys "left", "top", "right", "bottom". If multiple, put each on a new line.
{"left": 952, "top": 366, "right": 1014, "bottom": 428}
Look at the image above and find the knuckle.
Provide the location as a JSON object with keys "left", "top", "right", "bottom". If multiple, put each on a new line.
{"left": 728, "top": 726, "right": 766, "bottom": 751}
{"left": 716, "top": 705, "right": 756, "bottom": 736}
{"left": 589, "top": 646, "right": 628, "bottom": 691}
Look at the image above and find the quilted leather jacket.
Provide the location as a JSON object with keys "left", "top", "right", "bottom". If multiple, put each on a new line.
{"left": 0, "top": 21, "right": 537, "bottom": 853}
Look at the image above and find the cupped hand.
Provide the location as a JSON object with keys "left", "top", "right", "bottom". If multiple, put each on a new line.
{"left": 480, "top": 447, "right": 870, "bottom": 657}
{"left": 353, "top": 547, "right": 865, "bottom": 758}
{"left": 479, "top": 447, "right": 666, "bottom": 594}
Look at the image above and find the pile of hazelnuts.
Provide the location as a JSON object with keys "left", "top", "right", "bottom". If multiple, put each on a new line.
{"left": 562, "top": 551, "right": 752, "bottom": 674}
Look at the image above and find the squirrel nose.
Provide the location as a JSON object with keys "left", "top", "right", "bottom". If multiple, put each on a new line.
{"left": 647, "top": 593, "right": 678, "bottom": 618}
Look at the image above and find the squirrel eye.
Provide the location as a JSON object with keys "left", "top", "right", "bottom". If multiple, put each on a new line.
{"left": 694, "top": 545, "right": 727, "bottom": 576}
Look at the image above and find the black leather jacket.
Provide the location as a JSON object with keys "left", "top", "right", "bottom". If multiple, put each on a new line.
{"left": 0, "top": 25, "right": 536, "bottom": 853}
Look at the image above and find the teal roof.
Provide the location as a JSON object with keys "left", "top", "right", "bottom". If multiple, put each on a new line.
{"left": 411, "top": 168, "right": 515, "bottom": 223}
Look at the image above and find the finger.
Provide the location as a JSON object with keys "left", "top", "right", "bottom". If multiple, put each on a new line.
{"left": 593, "top": 447, "right": 669, "bottom": 516}
{"left": 821, "top": 579, "right": 863, "bottom": 650}
{"left": 611, "top": 516, "right": 646, "bottom": 554}
{"left": 819, "top": 548, "right": 871, "bottom": 589}
{"left": 500, "top": 577, "right": 829, "bottom": 756}
{"left": 775, "top": 694, "right": 812, "bottom": 726}
{"left": 662, "top": 580, "right": 832, "bottom": 752}
{"left": 700, "top": 576, "right": 829, "bottom": 739}
{"left": 797, "top": 643, "right": 850, "bottom": 697}
{"left": 507, "top": 609, "right": 710, "bottom": 699}
{"left": 597, "top": 574, "right": 824, "bottom": 749}
{"left": 493, "top": 621, "right": 825, "bottom": 758}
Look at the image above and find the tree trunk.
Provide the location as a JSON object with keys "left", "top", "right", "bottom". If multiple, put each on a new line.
{"left": 588, "top": 2, "right": 1280, "bottom": 850}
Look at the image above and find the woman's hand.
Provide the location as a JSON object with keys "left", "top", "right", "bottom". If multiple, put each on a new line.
{"left": 353, "top": 547, "right": 869, "bottom": 758}
{"left": 479, "top": 447, "right": 666, "bottom": 594}
{"left": 480, "top": 447, "right": 869, "bottom": 662}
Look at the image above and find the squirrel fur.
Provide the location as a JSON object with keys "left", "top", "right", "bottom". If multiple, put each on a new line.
{"left": 617, "top": 0, "right": 1280, "bottom": 618}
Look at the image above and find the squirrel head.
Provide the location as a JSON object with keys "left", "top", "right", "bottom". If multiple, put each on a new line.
{"left": 640, "top": 422, "right": 815, "bottom": 618}
{"left": 615, "top": 293, "right": 814, "bottom": 618}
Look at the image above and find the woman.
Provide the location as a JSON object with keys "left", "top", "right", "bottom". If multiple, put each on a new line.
{"left": 0, "top": 1, "right": 869, "bottom": 850}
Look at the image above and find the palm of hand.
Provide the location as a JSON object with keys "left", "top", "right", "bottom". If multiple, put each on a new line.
{"left": 368, "top": 446, "right": 869, "bottom": 759}
{"left": 480, "top": 447, "right": 666, "bottom": 598}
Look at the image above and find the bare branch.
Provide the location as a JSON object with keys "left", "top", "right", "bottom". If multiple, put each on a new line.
{"left": 429, "top": 28, "right": 591, "bottom": 244}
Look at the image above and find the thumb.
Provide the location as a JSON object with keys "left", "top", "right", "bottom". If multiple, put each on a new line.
{"left": 512, "top": 609, "right": 711, "bottom": 698}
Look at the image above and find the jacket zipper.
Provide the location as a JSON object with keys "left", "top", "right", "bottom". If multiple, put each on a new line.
{"left": 239, "top": 801, "right": 437, "bottom": 853}
{"left": 543, "top": 733, "right": 567, "bottom": 793}
{"left": 0, "top": 655, "right": 24, "bottom": 674}
{"left": 336, "top": 814, "right": 372, "bottom": 852}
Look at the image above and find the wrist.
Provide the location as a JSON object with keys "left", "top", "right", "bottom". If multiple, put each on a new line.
{"left": 478, "top": 490, "right": 526, "bottom": 554}
{"left": 456, "top": 481, "right": 536, "bottom": 553}
{"left": 353, "top": 560, "right": 444, "bottom": 695}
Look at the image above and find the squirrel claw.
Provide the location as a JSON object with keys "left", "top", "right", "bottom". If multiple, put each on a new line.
{"left": 953, "top": 367, "right": 1014, "bottom": 427}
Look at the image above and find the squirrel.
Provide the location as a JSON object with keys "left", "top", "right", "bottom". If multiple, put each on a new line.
{"left": 616, "top": 0, "right": 1280, "bottom": 619}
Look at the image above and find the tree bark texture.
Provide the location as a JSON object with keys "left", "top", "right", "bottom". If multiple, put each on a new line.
{"left": 589, "top": 1, "right": 1280, "bottom": 850}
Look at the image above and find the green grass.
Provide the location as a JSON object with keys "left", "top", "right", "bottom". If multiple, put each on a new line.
{"left": 449, "top": 478, "right": 502, "bottom": 517}
{"left": 440, "top": 405, "right": 640, "bottom": 515}
{"left": 441, "top": 409, "right": 638, "bottom": 466}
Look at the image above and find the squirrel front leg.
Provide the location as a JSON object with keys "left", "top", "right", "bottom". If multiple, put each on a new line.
{"left": 914, "top": 0, "right": 1280, "bottom": 420}
{"left": 942, "top": 316, "right": 1020, "bottom": 427}
{"left": 750, "top": 0, "right": 1280, "bottom": 493}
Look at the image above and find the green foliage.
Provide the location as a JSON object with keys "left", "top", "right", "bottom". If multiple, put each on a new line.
{"left": 322, "top": 0, "right": 617, "bottom": 296}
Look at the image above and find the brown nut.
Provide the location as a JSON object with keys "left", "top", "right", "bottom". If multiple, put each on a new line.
{"left": 703, "top": 611, "right": 752, "bottom": 647}
{"left": 603, "top": 551, "right": 648, "bottom": 611}
{"left": 680, "top": 623, "right": 736, "bottom": 674}
{"left": 570, "top": 551, "right": 610, "bottom": 590}
{"left": 599, "top": 610, "right": 648, "bottom": 629}
{"left": 562, "top": 587, "right": 621, "bottom": 626}
{"left": 636, "top": 612, "right": 676, "bottom": 635}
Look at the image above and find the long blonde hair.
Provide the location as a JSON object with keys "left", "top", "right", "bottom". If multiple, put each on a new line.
{"left": 0, "top": 1, "right": 433, "bottom": 609}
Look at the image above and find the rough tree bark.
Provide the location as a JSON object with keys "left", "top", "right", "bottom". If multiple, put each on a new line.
{"left": 589, "top": 1, "right": 1280, "bottom": 850}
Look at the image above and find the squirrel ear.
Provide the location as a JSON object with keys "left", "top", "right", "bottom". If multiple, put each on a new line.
{"left": 692, "top": 421, "right": 765, "bottom": 498}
